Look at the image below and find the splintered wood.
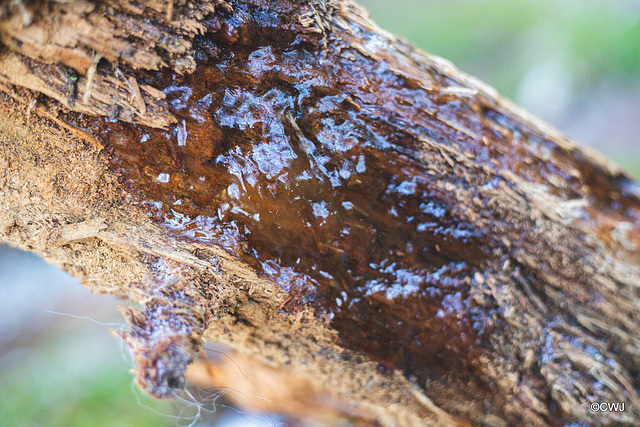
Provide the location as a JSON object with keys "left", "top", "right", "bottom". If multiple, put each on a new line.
{"left": 0, "top": 1, "right": 639, "bottom": 426}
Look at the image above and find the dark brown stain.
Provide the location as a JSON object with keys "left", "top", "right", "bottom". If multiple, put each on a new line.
{"left": 52, "top": 0, "right": 640, "bottom": 422}
{"left": 65, "top": 0, "right": 497, "bottom": 389}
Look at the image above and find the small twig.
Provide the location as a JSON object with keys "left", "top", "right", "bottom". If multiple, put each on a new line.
{"left": 128, "top": 76, "right": 146, "bottom": 116}
{"left": 83, "top": 52, "right": 101, "bottom": 105}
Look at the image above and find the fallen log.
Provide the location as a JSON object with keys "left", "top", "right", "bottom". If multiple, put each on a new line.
{"left": 0, "top": 0, "right": 638, "bottom": 425}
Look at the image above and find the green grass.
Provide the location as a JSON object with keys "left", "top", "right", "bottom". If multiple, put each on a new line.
{"left": 0, "top": 331, "right": 177, "bottom": 427}
{"left": 359, "top": 0, "right": 640, "bottom": 98}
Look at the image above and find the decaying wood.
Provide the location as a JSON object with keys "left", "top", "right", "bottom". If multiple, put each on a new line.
{"left": 0, "top": 0, "right": 224, "bottom": 127}
{"left": 0, "top": 1, "right": 639, "bottom": 426}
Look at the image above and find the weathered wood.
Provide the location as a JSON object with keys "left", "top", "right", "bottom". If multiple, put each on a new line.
{"left": 0, "top": 1, "right": 639, "bottom": 425}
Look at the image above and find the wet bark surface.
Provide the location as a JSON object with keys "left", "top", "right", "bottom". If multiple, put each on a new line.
{"left": 1, "top": 0, "right": 639, "bottom": 425}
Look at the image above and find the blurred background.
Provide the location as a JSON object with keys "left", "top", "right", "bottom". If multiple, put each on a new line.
{"left": 363, "top": 0, "right": 640, "bottom": 176}
{"left": 1, "top": 0, "right": 639, "bottom": 425}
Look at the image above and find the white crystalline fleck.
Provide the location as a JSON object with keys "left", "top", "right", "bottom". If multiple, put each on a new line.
{"left": 395, "top": 180, "right": 416, "bottom": 195}
{"left": 356, "top": 155, "right": 366, "bottom": 173}
{"left": 319, "top": 270, "right": 334, "bottom": 279}
{"left": 228, "top": 183, "right": 240, "bottom": 199}
{"left": 312, "top": 201, "right": 330, "bottom": 219}
{"left": 157, "top": 173, "right": 170, "bottom": 183}
{"left": 176, "top": 120, "right": 187, "bottom": 146}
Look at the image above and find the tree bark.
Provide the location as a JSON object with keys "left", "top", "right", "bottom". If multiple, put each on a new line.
{"left": 0, "top": 0, "right": 639, "bottom": 425}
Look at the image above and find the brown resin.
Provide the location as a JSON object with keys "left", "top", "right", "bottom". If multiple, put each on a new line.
{"left": 61, "top": 0, "right": 640, "bottom": 403}
{"left": 3, "top": 0, "right": 640, "bottom": 424}
{"left": 72, "top": 1, "right": 496, "bottom": 388}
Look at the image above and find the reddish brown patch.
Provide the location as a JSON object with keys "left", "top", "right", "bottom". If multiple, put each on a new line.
{"left": 60, "top": 0, "right": 640, "bottom": 408}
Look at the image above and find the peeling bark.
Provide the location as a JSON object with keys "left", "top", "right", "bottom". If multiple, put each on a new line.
{"left": 0, "top": 1, "right": 639, "bottom": 426}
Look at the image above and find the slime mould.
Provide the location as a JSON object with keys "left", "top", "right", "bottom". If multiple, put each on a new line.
{"left": 35, "top": 0, "right": 640, "bottom": 421}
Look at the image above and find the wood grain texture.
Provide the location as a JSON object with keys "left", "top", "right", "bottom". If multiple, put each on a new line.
{"left": 0, "top": 1, "right": 638, "bottom": 425}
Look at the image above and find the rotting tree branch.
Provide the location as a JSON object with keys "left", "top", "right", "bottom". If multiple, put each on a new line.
{"left": 0, "top": 0, "right": 639, "bottom": 425}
